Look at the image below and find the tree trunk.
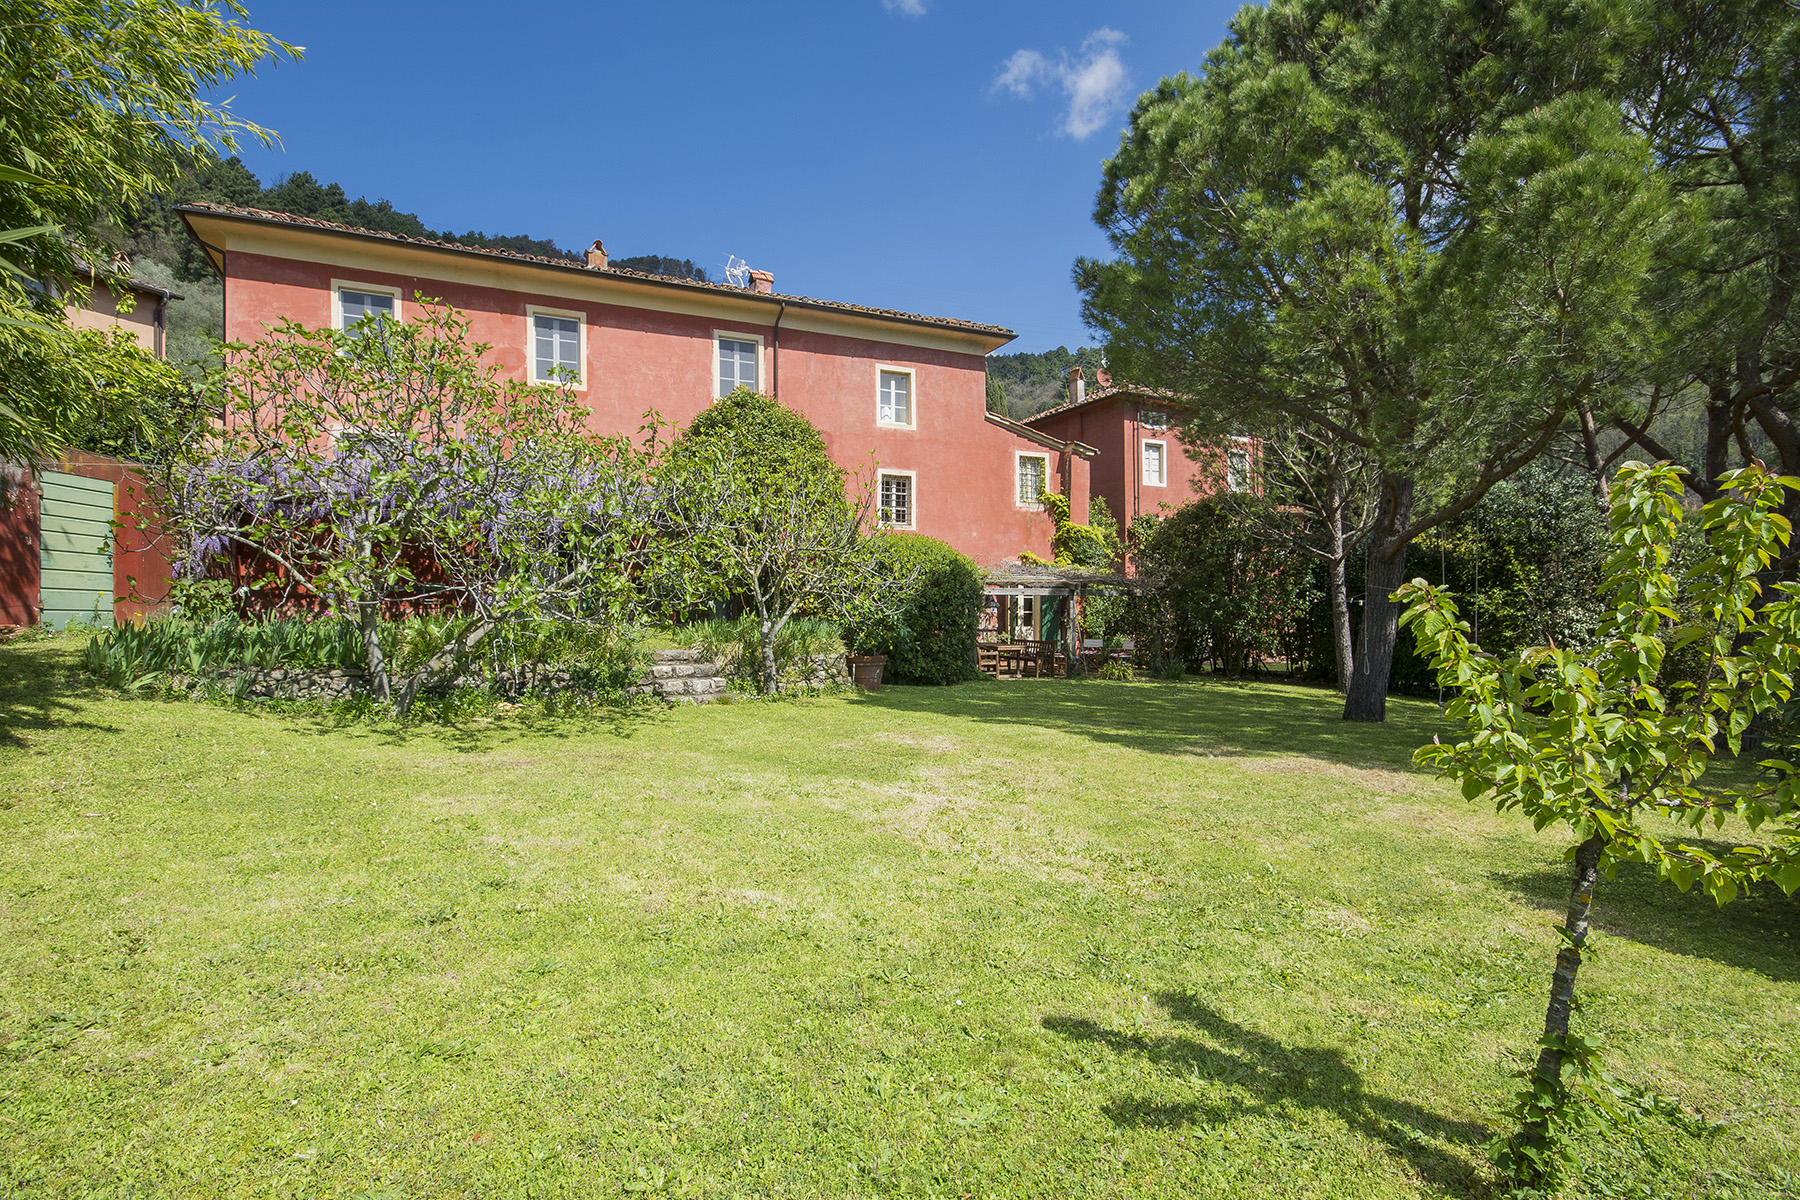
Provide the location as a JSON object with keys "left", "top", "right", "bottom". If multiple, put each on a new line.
{"left": 1517, "top": 832, "right": 1605, "bottom": 1161}
{"left": 750, "top": 581, "right": 781, "bottom": 697}
{"left": 1343, "top": 477, "right": 1413, "bottom": 722}
{"left": 1326, "top": 475, "right": 1354, "bottom": 694}
{"left": 1578, "top": 403, "right": 1605, "bottom": 500}
{"left": 758, "top": 615, "right": 779, "bottom": 696}
{"left": 393, "top": 616, "right": 498, "bottom": 719}
{"left": 359, "top": 600, "right": 390, "bottom": 705}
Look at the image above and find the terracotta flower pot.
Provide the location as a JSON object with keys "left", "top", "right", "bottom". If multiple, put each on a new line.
{"left": 847, "top": 654, "right": 887, "bottom": 691}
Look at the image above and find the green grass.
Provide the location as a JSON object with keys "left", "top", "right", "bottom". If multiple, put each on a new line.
{"left": 0, "top": 633, "right": 1795, "bottom": 1199}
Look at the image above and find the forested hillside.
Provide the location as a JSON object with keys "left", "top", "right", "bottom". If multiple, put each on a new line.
{"left": 111, "top": 154, "right": 708, "bottom": 377}
{"left": 984, "top": 345, "right": 1106, "bottom": 418}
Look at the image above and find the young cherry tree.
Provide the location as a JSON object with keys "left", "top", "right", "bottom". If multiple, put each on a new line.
{"left": 1398, "top": 461, "right": 1800, "bottom": 1186}
{"left": 167, "top": 300, "right": 655, "bottom": 715}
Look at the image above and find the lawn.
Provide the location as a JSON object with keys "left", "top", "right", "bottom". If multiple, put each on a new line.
{"left": 0, "top": 634, "right": 1795, "bottom": 1200}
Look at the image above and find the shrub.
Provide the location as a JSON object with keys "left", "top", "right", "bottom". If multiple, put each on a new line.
{"left": 1126, "top": 496, "right": 1316, "bottom": 676}
{"left": 1041, "top": 492, "right": 1123, "bottom": 568}
{"left": 83, "top": 615, "right": 645, "bottom": 697}
{"left": 852, "top": 533, "right": 983, "bottom": 685}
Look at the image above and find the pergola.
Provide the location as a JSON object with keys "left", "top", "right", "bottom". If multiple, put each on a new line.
{"left": 979, "top": 563, "right": 1134, "bottom": 679}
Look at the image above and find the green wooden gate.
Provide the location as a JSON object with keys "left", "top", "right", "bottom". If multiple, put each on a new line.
{"left": 38, "top": 471, "right": 115, "bottom": 629}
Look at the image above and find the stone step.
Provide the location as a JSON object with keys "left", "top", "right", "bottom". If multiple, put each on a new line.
{"left": 649, "top": 662, "right": 723, "bottom": 680}
{"left": 651, "top": 648, "right": 705, "bottom": 664}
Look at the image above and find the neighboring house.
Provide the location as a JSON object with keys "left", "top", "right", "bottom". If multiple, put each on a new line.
{"left": 62, "top": 270, "right": 180, "bottom": 358}
{"left": 176, "top": 202, "right": 1096, "bottom": 565}
{"left": 1025, "top": 368, "right": 1250, "bottom": 528}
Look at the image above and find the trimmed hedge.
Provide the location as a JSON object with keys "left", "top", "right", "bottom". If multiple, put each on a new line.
{"left": 855, "top": 533, "right": 983, "bottom": 685}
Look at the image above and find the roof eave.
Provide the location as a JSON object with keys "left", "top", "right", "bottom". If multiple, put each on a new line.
{"left": 984, "top": 410, "right": 1100, "bottom": 457}
{"left": 175, "top": 204, "right": 1017, "bottom": 352}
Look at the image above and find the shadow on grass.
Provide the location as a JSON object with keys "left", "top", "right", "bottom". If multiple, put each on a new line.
{"left": 1491, "top": 841, "right": 1800, "bottom": 983}
{"left": 293, "top": 698, "right": 674, "bottom": 754}
{"left": 857, "top": 678, "right": 1442, "bottom": 772}
{"left": 0, "top": 638, "right": 123, "bottom": 750}
{"left": 1043, "top": 992, "right": 1494, "bottom": 1198}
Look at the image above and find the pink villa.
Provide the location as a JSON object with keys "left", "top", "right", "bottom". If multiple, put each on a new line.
{"left": 177, "top": 203, "right": 1099, "bottom": 567}
{"left": 1024, "top": 368, "right": 1249, "bottom": 531}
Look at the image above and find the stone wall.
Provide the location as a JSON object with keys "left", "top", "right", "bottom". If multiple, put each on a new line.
{"left": 189, "top": 647, "right": 842, "bottom": 705}
{"left": 625, "top": 650, "right": 727, "bottom": 704}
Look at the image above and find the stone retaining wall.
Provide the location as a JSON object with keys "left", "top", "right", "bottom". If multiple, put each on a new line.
{"left": 191, "top": 647, "right": 844, "bottom": 705}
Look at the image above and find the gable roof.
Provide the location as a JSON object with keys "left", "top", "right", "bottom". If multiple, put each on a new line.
{"left": 177, "top": 201, "right": 1016, "bottom": 349}
{"left": 1021, "top": 383, "right": 1188, "bottom": 426}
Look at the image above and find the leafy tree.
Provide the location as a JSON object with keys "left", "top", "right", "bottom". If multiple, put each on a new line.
{"left": 1399, "top": 461, "right": 1800, "bottom": 1187}
{"left": 852, "top": 534, "right": 983, "bottom": 686}
{"left": 1127, "top": 495, "right": 1317, "bottom": 677}
{"left": 1599, "top": 3, "right": 1800, "bottom": 526}
{"left": 1421, "top": 464, "right": 1611, "bottom": 661}
{"left": 15, "top": 327, "right": 192, "bottom": 463}
{"left": 1205, "top": 419, "right": 1376, "bottom": 692}
{"left": 257, "top": 171, "right": 433, "bottom": 240}
{"left": 655, "top": 389, "right": 899, "bottom": 696}
{"left": 0, "top": 0, "right": 289, "bottom": 292}
{"left": 0, "top": 0, "right": 287, "bottom": 466}
{"left": 985, "top": 345, "right": 1106, "bottom": 418}
{"left": 167, "top": 301, "right": 653, "bottom": 717}
{"left": 984, "top": 371, "right": 1006, "bottom": 415}
{"left": 1078, "top": 0, "right": 1670, "bottom": 720}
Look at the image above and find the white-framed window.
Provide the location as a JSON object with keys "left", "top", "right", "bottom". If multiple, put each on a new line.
{"left": 878, "top": 470, "right": 916, "bottom": 528}
{"left": 1140, "top": 409, "right": 1168, "bottom": 429}
{"left": 528, "top": 306, "right": 584, "bottom": 387}
{"left": 877, "top": 366, "right": 915, "bottom": 428}
{"left": 332, "top": 280, "right": 400, "bottom": 333}
{"left": 1005, "top": 595, "right": 1037, "bottom": 640}
{"left": 1142, "top": 439, "right": 1167, "bottom": 487}
{"left": 1227, "top": 437, "right": 1252, "bottom": 492}
{"left": 1015, "top": 451, "right": 1049, "bottom": 509}
{"left": 715, "top": 331, "right": 762, "bottom": 397}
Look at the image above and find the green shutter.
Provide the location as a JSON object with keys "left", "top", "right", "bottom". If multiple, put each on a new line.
{"left": 39, "top": 471, "right": 114, "bottom": 629}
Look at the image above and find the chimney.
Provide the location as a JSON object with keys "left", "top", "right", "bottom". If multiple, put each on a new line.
{"left": 747, "top": 269, "right": 775, "bottom": 295}
{"left": 584, "top": 239, "right": 608, "bottom": 270}
{"left": 1068, "top": 366, "right": 1086, "bottom": 406}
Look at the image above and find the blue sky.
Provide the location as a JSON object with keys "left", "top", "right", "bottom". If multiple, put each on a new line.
{"left": 211, "top": 1, "right": 1242, "bottom": 354}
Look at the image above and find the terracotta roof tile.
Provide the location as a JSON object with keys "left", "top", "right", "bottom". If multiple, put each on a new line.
{"left": 177, "top": 201, "right": 1015, "bottom": 341}
{"left": 1021, "top": 383, "right": 1188, "bottom": 425}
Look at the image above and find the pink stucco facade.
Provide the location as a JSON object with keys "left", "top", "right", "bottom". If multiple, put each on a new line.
{"left": 1025, "top": 385, "right": 1236, "bottom": 530}
{"left": 185, "top": 205, "right": 1091, "bottom": 566}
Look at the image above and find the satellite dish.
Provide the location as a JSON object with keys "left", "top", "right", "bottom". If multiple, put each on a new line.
{"left": 723, "top": 255, "right": 752, "bottom": 288}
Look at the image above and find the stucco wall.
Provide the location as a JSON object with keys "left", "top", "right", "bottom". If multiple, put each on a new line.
{"left": 0, "top": 454, "right": 170, "bottom": 628}
{"left": 220, "top": 249, "right": 1060, "bottom": 564}
{"left": 64, "top": 284, "right": 161, "bottom": 356}
{"left": 1031, "top": 396, "right": 1220, "bottom": 528}
{"left": 0, "top": 466, "right": 40, "bottom": 626}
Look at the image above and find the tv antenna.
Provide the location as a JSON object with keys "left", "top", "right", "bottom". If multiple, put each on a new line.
{"left": 722, "top": 255, "right": 752, "bottom": 288}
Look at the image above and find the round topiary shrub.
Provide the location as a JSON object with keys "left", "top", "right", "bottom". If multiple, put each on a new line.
{"left": 854, "top": 533, "right": 983, "bottom": 685}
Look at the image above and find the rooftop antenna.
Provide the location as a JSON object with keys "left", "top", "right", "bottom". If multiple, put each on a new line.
{"left": 722, "top": 254, "right": 751, "bottom": 288}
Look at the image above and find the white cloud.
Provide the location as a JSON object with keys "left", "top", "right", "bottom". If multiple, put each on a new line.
{"left": 991, "top": 28, "right": 1132, "bottom": 140}
{"left": 883, "top": 0, "right": 926, "bottom": 16}
{"left": 994, "top": 49, "right": 1048, "bottom": 97}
